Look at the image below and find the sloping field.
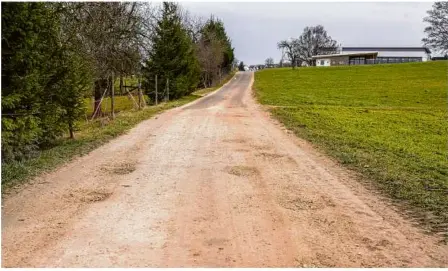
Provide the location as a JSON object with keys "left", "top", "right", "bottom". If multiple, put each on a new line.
{"left": 254, "top": 61, "right": 448, "bottom": 236}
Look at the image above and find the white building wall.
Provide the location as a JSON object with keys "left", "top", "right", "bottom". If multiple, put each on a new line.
{"left": 316, "top": 59, "right": 331, "bottom": 66}
{"left": 341, "top": 50, "right": 430, "bottom": 61}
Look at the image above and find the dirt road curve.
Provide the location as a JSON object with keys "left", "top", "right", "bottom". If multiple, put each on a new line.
{"left": 2, "top": 72, "right": 447, "bottom": 267}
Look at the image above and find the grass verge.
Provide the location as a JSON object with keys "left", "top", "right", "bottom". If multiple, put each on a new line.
{"left": 254, "top": 61, "right": 448, "bottom": 238}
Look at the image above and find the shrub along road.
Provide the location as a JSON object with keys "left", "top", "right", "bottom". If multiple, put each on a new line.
{"left": 2, "top": 72, "right": 447, "bottom": 267}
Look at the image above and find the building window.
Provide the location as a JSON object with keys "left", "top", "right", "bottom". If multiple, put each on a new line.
{"left": 349, "top": 57, "right": 366, "bottom": 65}
{"left": 375, "top": 57, "right": 422, "bottom": 64}
{"left": 320, "top": 60, "right": 325, "bottom": 66}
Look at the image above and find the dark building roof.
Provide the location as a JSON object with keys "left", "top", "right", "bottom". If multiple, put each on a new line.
{"left": 342, "top": 47, "right": 431, "bottom": 54}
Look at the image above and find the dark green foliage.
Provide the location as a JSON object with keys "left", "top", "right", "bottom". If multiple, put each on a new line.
{"left": 56, "top": 52, "right": 92, "bottom": 138}
{"left": 143, "top": 2, "right": 200, "bottom": 101}
{"left": 1, "top": 3, "right": 90, "bottom": 161}
{"left": 238, "top": 61, "right": 245, "bottom": 71}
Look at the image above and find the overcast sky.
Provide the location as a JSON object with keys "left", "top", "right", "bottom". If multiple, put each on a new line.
{"left": 181, "top": 2, "right": 433, "bottom": 64}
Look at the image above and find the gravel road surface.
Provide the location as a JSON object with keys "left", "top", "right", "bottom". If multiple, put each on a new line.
{"left": 2, "top": 72, "right": 447, "bottom": 267}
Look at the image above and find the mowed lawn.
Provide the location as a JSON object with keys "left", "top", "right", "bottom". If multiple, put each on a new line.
{"left": 254, "top": 61, "right": 448, "bottom": 234}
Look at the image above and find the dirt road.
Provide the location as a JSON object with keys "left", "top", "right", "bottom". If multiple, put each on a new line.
{"left": 2, "top": 72, "right": 447, "bottom": 267}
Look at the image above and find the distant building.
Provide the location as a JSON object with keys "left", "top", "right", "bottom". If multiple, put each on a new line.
{"left": 432, "top": 56, "right": 448, "bottom": 61}
{"left": 312, "top": 47, "right": 431, "bottom": 66}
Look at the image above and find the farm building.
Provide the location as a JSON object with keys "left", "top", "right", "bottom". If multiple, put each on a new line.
{"left": 312, "top": 47, "right": 431, "bottom": 66}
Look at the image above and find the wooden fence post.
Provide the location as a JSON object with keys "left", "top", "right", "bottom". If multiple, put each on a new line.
{"left": 111, "top": 72, "right": 115, "bottom": 120}
{"left": 155, "top": 75, "right": 158, "bottom": 105}
{"left": 119, "top": 74, "right": 123, "bottom": 95}
{"left": 166, "top": 78, "right": 169, "bottom": 101}
{"left": 138, "top": 75, "right": 142, "bottom": 110}
{"left": 140, "top": 74, "right": 146, "bottom": 108}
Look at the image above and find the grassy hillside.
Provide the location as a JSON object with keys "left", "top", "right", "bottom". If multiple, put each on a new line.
{"left": 254, "top": 61, "right": 448, "bottom": 236}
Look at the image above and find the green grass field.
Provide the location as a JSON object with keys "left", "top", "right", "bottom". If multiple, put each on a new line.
{"left": 254, "top": 61, "right": 448, "bottom": 235}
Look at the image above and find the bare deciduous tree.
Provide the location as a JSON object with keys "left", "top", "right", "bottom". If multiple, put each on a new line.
{"left": 422, "top": 2, "right": 448, "bottom": 54}
{"left": 181, "top": 9, "right": 206, "bottom": 44}
{"left": 278, "top": 25, "right": 338, "bottom": 68}
{"left": 196, "top": 32, "right": 224, "bottom": 88}
{"left": 277, "top": 38, "right": 300, "bottom": 69}
{"left": 61, "top": 2, "right": 146, "bottom": 116}
{"left": 296, "top": 25, "right": 338, "bottom": 66}
{"left": 265, "top": 57, "right": 274, "bottom": 66}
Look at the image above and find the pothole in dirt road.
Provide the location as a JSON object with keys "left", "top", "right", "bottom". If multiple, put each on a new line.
{"left": 222, "top": 138, "right": 247, "bottom": 144}
{"left": 235, "top": 148, "right": 250, "bottom": 153}
{"left": 225, "top": 166, "right": 260, "bottom": 177}
{"left": 64, "top": 188, "right": 112, "bottom": 203}
{"left": 101, "top": 162, "right": 136, "bottom": 175}
{"left": 279, "top": 194, "right": 336, "bottom": 211}
{"left": 255, "top": 152, "right": 298, "bottom": 166}
{"left": 256, "top": 152, "right": 285, "bottom": 159}
{"left": 251, "top": 144, "right": 272, "bottom": 151}
{"left": 228, "top": 114, "right": 247, "bottom": 118}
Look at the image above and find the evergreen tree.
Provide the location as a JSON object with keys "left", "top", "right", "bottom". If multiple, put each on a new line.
{"left": 1, "top": 3, "right": 90, "bottom": 161}
{"left": 143, "top": 2, "right": 200, "bottom": 101}
{"left": 238, "top": 61, "right": 245, "bottom": 71}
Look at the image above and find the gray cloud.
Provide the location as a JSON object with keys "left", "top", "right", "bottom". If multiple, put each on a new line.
{"left": 181, "top": 2, "right": 433, "bottom": 64}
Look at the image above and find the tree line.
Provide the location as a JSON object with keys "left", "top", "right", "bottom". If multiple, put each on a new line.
{"left": 1, "top": 2, "right": 234, "bottom": 162}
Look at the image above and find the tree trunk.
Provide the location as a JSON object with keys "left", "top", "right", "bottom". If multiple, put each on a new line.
{"left": 119, "top": 74, "right": 124, "bottom": 95}
{"left": 93, "top": 78, "right": 108, "bottom": 118}
{"left": 138, "top": 76, "right": 142, "bottom": 110}
{"left": 111, "top": 73, "right": 115, "bottom": 119}
{"left": 69, "top": 121, "right": 75, "bottom": 139}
